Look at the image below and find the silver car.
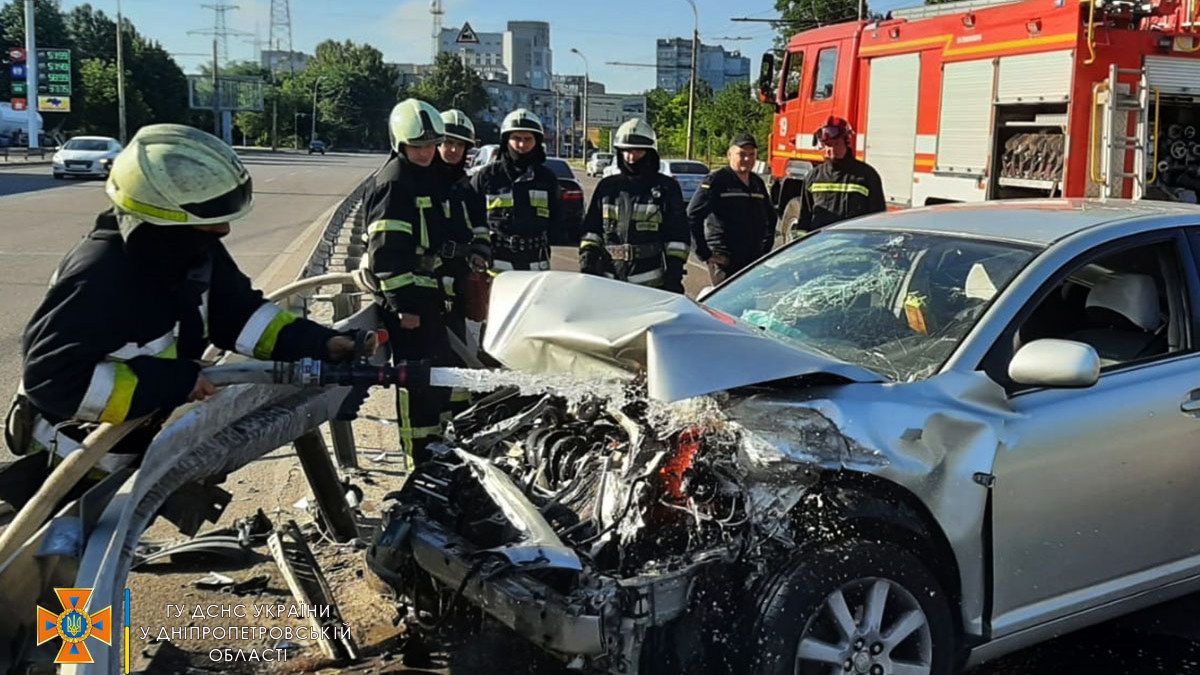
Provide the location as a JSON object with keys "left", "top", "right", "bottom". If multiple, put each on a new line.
{"left": 369, "top": 199, "right": 1200, "bottom": 674}
{"left": 51, "top": 136, "right": 122, "bottom": 178}
{"left": 660, "top": 158, "right": 711, "bottom": 202}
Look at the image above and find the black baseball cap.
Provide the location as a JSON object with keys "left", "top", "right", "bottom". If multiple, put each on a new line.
{"left": 730, "top": 133, "right": 758, "bottom": 149}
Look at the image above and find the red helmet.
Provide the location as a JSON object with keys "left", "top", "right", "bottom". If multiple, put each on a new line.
{"left": 814, "top": 116, "right": 854, "bottom": 146}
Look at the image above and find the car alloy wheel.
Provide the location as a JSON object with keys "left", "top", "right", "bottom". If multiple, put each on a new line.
{"left": 795, "top": 577, "right": 932, "bottom": 675}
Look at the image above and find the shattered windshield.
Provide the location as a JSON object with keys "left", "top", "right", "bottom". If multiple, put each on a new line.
{"left": 704, "top": 230, "right": 1036, "bottom": 382}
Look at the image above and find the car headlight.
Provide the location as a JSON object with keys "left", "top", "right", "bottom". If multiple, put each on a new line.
{"left": 51, "top": 153, "right": 63, "bottom": 164}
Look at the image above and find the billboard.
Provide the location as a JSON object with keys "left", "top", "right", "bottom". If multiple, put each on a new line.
{"left": 187, "top": 75, "right": 265, "bottom": 112}
{"left": 586, "top": 94, "right": 647, "bottom": 128}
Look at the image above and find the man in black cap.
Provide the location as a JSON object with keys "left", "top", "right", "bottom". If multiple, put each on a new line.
{"left": 687, "top": 133, "right": 776, "bottom": 284}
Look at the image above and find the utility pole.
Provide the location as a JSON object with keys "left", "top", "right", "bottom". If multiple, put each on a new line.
{"left": 24, "top": 0, "right": 38, "bottom": 149}
{"left": 211, "top": 38, "right": 220, "bottom": 136}
{"left": 310, "top": 75, "right": 326, "bottom": 144}
{"left": 684, "top": 0, "right": 699, "bottom": 160}
{"left": 191, "top": 4, "right": 251, "bottom": 143}
{"left": 269, "top": 0, "right": 294, "bottom": 150}
{"left": 571, "top": 48, "right": 589, "bottom": 158}
{"left": 116, "top": 0, "right": 127, "bottom": 144}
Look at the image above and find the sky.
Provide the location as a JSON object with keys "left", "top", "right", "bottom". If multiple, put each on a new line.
{"left": 59, "top": 0, "right": 919, "bottom": 94}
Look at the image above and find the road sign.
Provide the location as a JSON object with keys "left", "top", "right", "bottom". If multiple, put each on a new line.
{"left": 6, "top": 48, "right": 25, "bottom": 63}
{"left": 37, "top": 95, "right": 70, "bottom": 113}
{"left": 10, "top": 98, "right": 26, "bottom": 111}
{"left": 456, "top": 22, "right": 480, "bottom": 44}
{"left": 586, "top": 94, "right": 648, "bottom": 127}
{"left": 35, "top": 48, "right": 72, "bottom": 108}
{"left": 187, "top": 75, "right": 265, "bottom": 112}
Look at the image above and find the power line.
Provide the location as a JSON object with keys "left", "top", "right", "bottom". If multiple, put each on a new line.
{"left": 190, "top": 4, "right": 252, "bottom": 66}
{"left": 268, "top": 0, "right": 294, "bottom": 75}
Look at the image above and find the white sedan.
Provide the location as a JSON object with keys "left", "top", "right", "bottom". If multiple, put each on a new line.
{"left": 51, "top": 136, "right": 123, "bottom": 179}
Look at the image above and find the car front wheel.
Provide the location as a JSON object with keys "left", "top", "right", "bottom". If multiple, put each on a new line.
{"left": 745, "top": 540, "right": 956, "bottom": 675}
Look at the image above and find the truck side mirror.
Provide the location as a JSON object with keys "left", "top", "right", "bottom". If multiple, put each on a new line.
{"left": 757, "top": 52, "right": 778, "bottom": 111}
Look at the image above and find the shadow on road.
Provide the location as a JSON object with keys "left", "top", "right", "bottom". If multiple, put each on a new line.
{"left": 0, "top": 171, "right": 98, "bottom": 198}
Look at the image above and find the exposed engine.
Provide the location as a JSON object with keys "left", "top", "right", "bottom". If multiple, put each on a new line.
{"left": 402, "top": 387, "right": 751, "bottom": 578}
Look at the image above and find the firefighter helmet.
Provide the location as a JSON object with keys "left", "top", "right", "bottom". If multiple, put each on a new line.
{"left": 501, "top": 108, "right": 544, "bottom": 139}
{"left": 814, "top": 116, "right": 854, "bottom": 146}
{"left": 105, "top": 123, "right": 253, "bottom": 230}
{"left": 440, "top": 109, "right": 476, "bottom": 144}
{"left": 389, "top": 98, "right": 445, "bottom": 151}
{"left": 614, "top": 118, "right": 657, "bottom": 150}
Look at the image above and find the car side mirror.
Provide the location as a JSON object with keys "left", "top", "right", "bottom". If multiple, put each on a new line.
{"left": 1008, "top": 339, "right": 1100, "bottom": 389}
{"left": 697, "top": 285, "right": 716, "bottom": 302}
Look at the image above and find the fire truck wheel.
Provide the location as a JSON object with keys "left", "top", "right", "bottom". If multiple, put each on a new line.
{"left": 780, "top": 196, "right": 803, "bottom": 234}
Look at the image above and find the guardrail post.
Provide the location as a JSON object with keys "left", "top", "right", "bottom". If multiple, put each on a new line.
{"left": 292, "top": 429, "right": 359, "bottom": 542}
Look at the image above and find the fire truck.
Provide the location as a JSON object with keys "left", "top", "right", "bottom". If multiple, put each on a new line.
{"left": 757, "top": 0, "right": 1200, "bottom": 217}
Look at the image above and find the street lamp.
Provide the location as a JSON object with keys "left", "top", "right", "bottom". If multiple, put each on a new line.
{"left": 294, "top": 112, "right": 305, "bottom": 150}
{"left": 310, "top": 75, "right": 327, "bottom": 144}
{"left": 570, "top": 48, "right": 589, "bottom": 160}
{"left": 684, "top": 0, "right": 698, "bottom": 160}
{"left": 116, "top": 0, "right": 127, "bottom": 144}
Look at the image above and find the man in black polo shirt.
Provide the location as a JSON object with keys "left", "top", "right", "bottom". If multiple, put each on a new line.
{"left": 686, "top": 133, "right": 776, "bottom": 284}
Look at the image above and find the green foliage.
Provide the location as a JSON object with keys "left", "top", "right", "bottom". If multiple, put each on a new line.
{"left": 409, "top": 53, "right": 488, "bottom": 118}
{"left": 774, "top": 0, "right": 868, "bottom": 46}
{"left": 642, "top": 80, "right": 772, "bottom": 161}
{"left": 77, "top": 57, "right": 149, "bottom": 135}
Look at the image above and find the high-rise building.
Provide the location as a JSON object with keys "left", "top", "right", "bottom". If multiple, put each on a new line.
{"left": 261, "top": 49, "right": 310, "bottom": 73}
{"left": 438, "top": 27, "right": 507, "bottom": 81}
{"left": 504, "top": 21, "right": 552, "bottom": 91}
{"left": 656, "top": 38, "right": 750, "bottom": 94}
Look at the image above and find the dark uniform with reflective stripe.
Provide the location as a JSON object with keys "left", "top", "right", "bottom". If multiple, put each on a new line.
{"left": 439, "top": 156, "right": 487, "bottom": 415}
{"left": 686, "top": 166, "right": 776, "bottom": 283}
{"left": 19, "top": 210, "right": 340, "bottom": 462}
{"left": 470, "top": 147, "right": 562, "bottom": 271}
{"left": 790, "top": 157, "right": 886, "bottom": 236}
{"left": 364, "top": 154, "right": 472, "bottom": 461}
{"left": 579, "top": 152, "right": 690, "bottom": 292}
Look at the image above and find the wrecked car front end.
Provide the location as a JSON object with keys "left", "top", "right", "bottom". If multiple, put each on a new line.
{"left": 368, "top": 388, "right": 766, "bottom": 671}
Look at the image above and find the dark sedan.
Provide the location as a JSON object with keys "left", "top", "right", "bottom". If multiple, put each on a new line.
{"left": 544, "top": 157, "right": 584, "bottom": 245}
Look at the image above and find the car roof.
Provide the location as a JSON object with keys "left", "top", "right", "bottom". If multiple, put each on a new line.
{"left": 831, "top": 199, "right": 1200, "bottom": 246}
{"left": 68, "top": 136, "right": 117, "bottom": 142}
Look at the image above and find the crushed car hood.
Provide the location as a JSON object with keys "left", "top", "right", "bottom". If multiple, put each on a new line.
{"left": 482, "top": 271, "right": 882, "bottom": 402}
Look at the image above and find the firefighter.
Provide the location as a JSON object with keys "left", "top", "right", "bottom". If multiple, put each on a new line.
{"left": 787, "top": 116, "right": 886, "bottom": 239}
{"left": 437, "top": 108, "right": 489, "bottom": 415}
{"left": 363, "top": 98, "right": 471, "bottom": 464}
{"left": 686, "top": 133, "right": 776, "bottom": 284}
{"left": 579, "top": 118, "right": 689, "bottom": 292}
{"left": 11, "top": 123, "right": 364, "bottom": 473}
{"left": 470, "top": 108, "right": 562, "bottom": 271}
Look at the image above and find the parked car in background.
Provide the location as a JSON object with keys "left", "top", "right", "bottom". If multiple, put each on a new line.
{"left": 660, "top": 158, "right": 710, "bottom": 202}
{"left": 467, "top": 144, "right": 500, "bottom": 176}
{"left": 51, "top": 136, "right": 122, "bottom": 179}
{"left": 586, "top": 151, "right": 613, "bottom": 177}
{"left": 544, "top": 157, "right": 585, "bottom": 244}
{"left": 308, "top": 140, "right": 326, "bottom": 155}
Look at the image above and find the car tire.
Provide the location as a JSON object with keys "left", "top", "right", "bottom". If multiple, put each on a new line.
{"left": 52, "top": 173, "right": 63, "bottom": 179}
{"left": 744, "top": 540, "right": 956, "bottom": 675}
{"left": 779, "top": 195, "right": 803, "bottom": 236}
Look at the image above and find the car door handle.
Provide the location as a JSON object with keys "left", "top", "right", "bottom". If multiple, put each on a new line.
{"left": 1182, "top": 398, "right": 1200, "bottom": 414}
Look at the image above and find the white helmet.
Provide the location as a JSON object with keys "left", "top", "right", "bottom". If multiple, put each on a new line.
{"left": 105, "top": 123, "right": 252, "bottom": 230}
{"left": 388, "top": 98, "right": 445, "bottom": 151}
{"left": 614, "top": 118, "right": 657, "bottom": 150}
{"left": 500, "top": 108, "right": 544, "bottom": 139}
{"left": 440, "top": 109, "right": 476, "bottom": 144}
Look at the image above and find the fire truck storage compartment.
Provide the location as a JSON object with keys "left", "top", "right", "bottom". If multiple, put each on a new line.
{"left": 866, "top": 52, "right": 921, "bottom": 206}
{"left": 990, "top": 104, "right": 1068, "bottom": 197}
{"left": 1149, "top": 95, "right": 1200, "bottom": 202}
{"left": 1144, "top": 56, "right": 1200, "bottom": 202}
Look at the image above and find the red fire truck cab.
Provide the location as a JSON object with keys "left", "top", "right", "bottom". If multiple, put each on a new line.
{"left": 758, "top": 0, "right": 1200, "bottom": 216}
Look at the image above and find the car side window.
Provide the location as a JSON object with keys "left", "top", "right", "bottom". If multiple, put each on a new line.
{"left": 782, "top": 51, "right": 804, "bottom": 101}
{"left": 985, "top": 238, "right": 1189, "bottom": 388}
{"left": 812, "top": 48, "right": 838, "bottom": 101}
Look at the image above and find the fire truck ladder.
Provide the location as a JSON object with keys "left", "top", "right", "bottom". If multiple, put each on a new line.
{"left": 1093, "top": 63, "right": 1161, "bottom": 200}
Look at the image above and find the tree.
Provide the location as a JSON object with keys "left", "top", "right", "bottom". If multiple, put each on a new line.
{"left": 76, "top": 57, "right": 149, "bottom": 135}
{"left": 409, "top": 53, "right": 488, "bottom": 119}
{"left": 701, "top": 82, "right": 773, "bottom": 154}
{"left": 774, "top": 0, "right": 867, "bottom": 45}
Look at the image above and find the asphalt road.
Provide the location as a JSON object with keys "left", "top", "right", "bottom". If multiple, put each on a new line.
{"left": 0, "top": 150, "right": 385, "bottom": 413}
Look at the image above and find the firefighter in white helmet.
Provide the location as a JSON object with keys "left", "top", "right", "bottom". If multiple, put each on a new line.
{"left": 362, "top": 98, "right": 472, "bottom": 464}
{"left": 579, "top": 118, "right": 689, "bottom": 292}
{"left": 11, "top": 123, "right": 363, "bottom": 472}
{"left": 469, "top": 108, "right": 562, "bottom": 271}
